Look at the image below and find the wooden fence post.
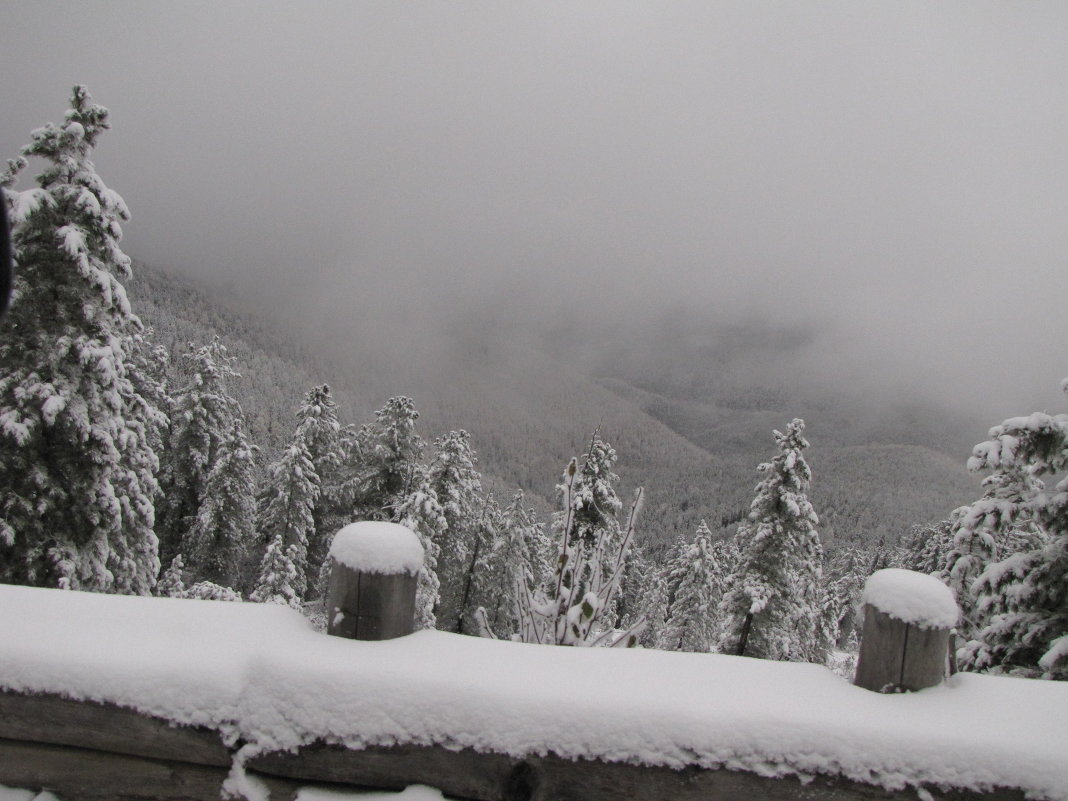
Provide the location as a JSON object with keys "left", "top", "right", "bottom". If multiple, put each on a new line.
{"left": 325, "top": 522, "right": 424, "bottom": 641}
{"left": 853, "top": 568, "right": 959, "bottom": 693}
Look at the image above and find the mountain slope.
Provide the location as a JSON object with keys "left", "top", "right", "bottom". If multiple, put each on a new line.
{"left": 128, "top": 264, "right": 981, "bottom": 554}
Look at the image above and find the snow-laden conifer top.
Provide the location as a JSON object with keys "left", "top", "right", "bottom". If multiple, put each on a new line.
{"left": 328, "top": 522, "right": 424, "bottom": 575}
{"left": 862, "top": 568, "right": 958, "bottom": 629}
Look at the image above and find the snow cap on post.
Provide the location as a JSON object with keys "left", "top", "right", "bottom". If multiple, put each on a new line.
{"left": 862, "top": 568, "right": 958, "bottom": 630}
{"left": 326, "top": 522, "right": 424, "bottom": 640}
{"left": 854, "top": 569, "right": 959, "bottom": 693}
{"left": 328, "top": 521, "right": 424, "bottom": 576}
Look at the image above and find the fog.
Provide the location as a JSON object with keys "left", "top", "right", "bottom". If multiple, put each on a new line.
{"left": 3, "top": 2, "right": 1066, "bottom": 420}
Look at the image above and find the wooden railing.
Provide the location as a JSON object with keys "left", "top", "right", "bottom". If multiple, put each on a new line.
{"left": 0, "top": 686, "right": 1029, "bottom": 801}
{"left": 0, "top": 534, "right": 1036, "bottom": 801}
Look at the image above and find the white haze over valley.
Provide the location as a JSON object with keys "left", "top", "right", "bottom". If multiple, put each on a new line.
{"left": 2, "top": 2, "right": 1066, "bottom": 423}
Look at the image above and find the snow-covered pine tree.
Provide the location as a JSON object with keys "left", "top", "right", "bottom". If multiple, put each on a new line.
{"left": 394, "top": 463, "right": 446, "bottom": 629}
{"left": 459, "top": 494, "right": 503, "bottom": 635}
{"left": 0, "top": 86, "right": 164, "bottom": 593}
{"left": 127, "top": 330, "right": 170, "bottom": 457}
{"left": 945, "top": 450, "right": 1046, "bottom": 640}
{"left": 823, "top": 545, "right": 877, "bottom": 651}
{"left": 467, "top": 490, "right": 547, "bottom": 638}
{"left": 156, "top": 338, "right": 251, "bottom": 574}
{"left": 428, "top": 430, "right": 484, "bottom": 631}
{"left": 507, "top": 451, "right": 644, "bottom": 647}
{"left": 634, "top": 564, "right": 670, "bottom": 649}
{"left": 339, "top": 396, "right": 424, "bottom": 521}
{"left": 955, "top": 383, "right": 1068, "bottom": 679}
{"left": 659, "top": 521, "right": 724, "bottom": 653}
{"left": 184, "top": 581, "right": 242, "bottom": 602}
{"left": 182, "top": 416, "right": 257, "bottom": 588}
{"left": 253, "top": 435, "right": 319, "bottom": 601}
{"left": 295, "top": 384, "right": 344, "bottom": 580}
{"left": 657, "top": 533, "right": 690, "bottom": 623}
{"left": 565, "top": 433, "right": 623, "bottom": 549}
{"left": 249, "top": 534, "right": 303, "bottom": 610}
{"left": 902, "top": 521, "right": 956, "bottom": 577}
{"left": 155, "top": 554, "right": 187, "bottom": 598}
{"left": 717, "top": 419, "right": 826, "bottom": 663}
{"left": 614, "top": 541, "right": 651, "bottom": 632}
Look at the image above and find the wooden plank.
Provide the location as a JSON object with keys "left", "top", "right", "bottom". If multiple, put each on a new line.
{"left": 901, "top": 623, "right": 950, "bottom": 692}
{"left": 249, "top": 742, "right": 512, "bottom": 800}
{"left": 248, "top": 743, "right": 1029, "bottom": 801}
{"left": 854, "top": 605, "right": 908, "bottom": 692}
{"left": 0, "top": 737, "right": 231, "bottom": 801}
{"left": 358, "top": 572, "right": 416, "bottom": 640}
{"left": 326, "top": 562, "right": 416, "bottom": 641}
{"left": 0, "top": 689, "right": 231, "bottom": 766}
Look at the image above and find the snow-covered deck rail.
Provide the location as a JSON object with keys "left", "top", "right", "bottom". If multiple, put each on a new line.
{"left": 1, "top": 584, "right": 1066, "bottom": 801}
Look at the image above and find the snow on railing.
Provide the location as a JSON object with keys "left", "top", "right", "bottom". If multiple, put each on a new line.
{"left": 1, "top": 536, "right": 1065, "bottom": 801}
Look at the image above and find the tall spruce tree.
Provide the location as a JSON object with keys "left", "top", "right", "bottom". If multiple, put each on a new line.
{"left": 156, "top": 338, "right": 254, "bottom": 583}
{"left": 394, "top": 463, "right": 446, "bottom": 629}
{"left": 429, "top": 430, "right": 484, "bottom": 631}
{"left": 717, "top": 419, "right": 826, "bottom": 663}
{"left": 250, "top": 534, "right": 303, "bottom": 610}
{"left": 955, "top": 383, "right": 1068, "bottom": 679}
{"left": 0, "top": 86, "right": 164, "bottom": 593}
{"left": 340, "top": 396, "right": 424, "bottom": 521}
{"left": 659, "top": 521, "right": 724, "bottom": 653}
{"left": 295, "top": 385, "right": 343, "bottom": 580}
{"left": 183, "top": 416, "right": 257, "bottom": 588}
{"left": 945, "top": 449, "right": 1046, "bottom": 640}
{"left": 467, "top": 491, "right": 546, "bottom": 638}
{"left": 253, "top": 435, "right": 319, "bottom": 602}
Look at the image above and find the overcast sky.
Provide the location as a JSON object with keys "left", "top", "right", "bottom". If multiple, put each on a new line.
{"left": 2, "top": 2, "right": 1066, "bottom": 419}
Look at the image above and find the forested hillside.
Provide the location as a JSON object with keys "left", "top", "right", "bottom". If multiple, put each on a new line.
{"left": 128, "top": 263, "right": 978, "bottom": 554}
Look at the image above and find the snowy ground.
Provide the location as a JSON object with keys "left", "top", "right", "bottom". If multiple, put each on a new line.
{"left": 2, "top": 584, "right": 1067, "bottom": 800}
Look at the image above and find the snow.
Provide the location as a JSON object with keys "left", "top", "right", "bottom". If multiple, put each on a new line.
{"left": 296, "top": 786, "right": 444, "bottom": 801}
{"left": 1, "top": 585, "right": 1067, "bottom": 800}
{"left": 0, "top": 787, "right": 59, "bottom": 801}
{"left": 862, "top": 569, "right": 959, "bottom": 630}
{"left": 328, "top": 522, "right": 424, "bottom": 576}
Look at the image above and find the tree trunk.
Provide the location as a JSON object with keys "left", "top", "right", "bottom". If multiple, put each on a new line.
{"left": 736, "top": 613, "right": 753, "bottom": 656}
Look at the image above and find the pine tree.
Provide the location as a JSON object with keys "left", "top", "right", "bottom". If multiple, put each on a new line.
{"left": 394, "top": 464, "right": 446, "bottom": 629}
{"left": 614, "top": 541, "right": 652, "bottom": 632}
{"left": 182, "top": 417, "right": 257, "bottom": 588}
{"left": 506, "top": 451, "right": 645, "bottom": 647}
{"left": 563, "top": 434, "right": 623, "bottom": 548}
{"left": 467, "top": 491, "right": 546, "bottom": 638}
{"left": 823, "top": 545, "right": 878, "bottom": 651}
{"left": 295, "top": 385, "right": 343, "bottom": 581}
{"left": 156, "top": 554, "right": 187, "bottom": 598}
{"left": 340, "top": 396, "right": 424, "bottom": 521}
{"left": 0, "top": 86, "right": 164, "bottom": 593}
{"left": 955, "top": 382, "right": 1068, "bottom": 679}
{"left": 429, "top": 430, "right": 484, "bottom": 631}
{"left": 902, "top": 521, "right": 956, "bottom": 577}
{"left": 659, "top": 521, "right": 724, "bottom": 653}
{"left": 254, "top": 435, "right": 319, "bottom": 601}
{"left": 250, "top": 534, "right": 303, "bottom": 610}
{"left": 634, "top": 565, "right": 670, "bottom": 649}
{"left": 156, "top": 338, "right": 252, "bottom": 575}
{"left": 945, "top": 452, "right": 1046, "bottom": 640}
{"left": 717, "top": 419, "right": 826, "bottom": 663}
{"left": 547, "top": 433, "right": 624, "bottom": 605}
